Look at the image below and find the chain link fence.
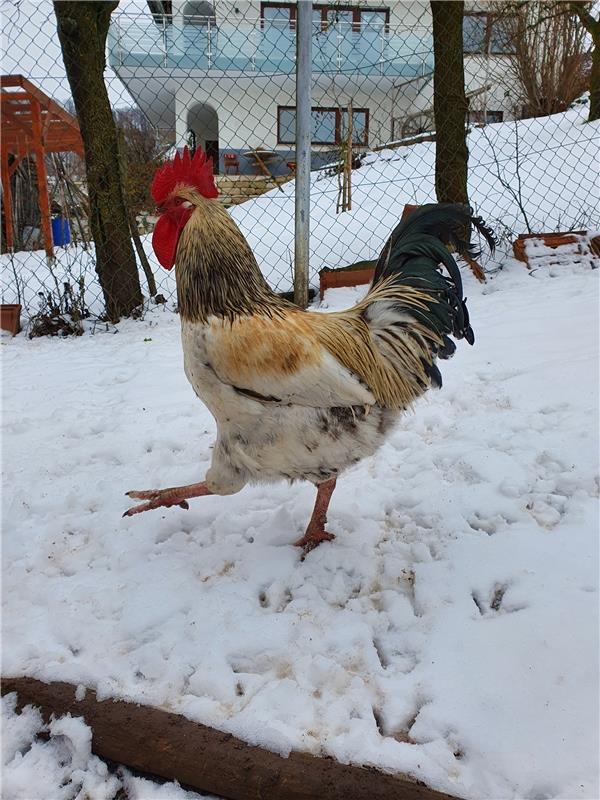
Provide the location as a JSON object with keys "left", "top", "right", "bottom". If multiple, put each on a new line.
{"left": 1, "top": 0, "right": 599, "bottom": 333}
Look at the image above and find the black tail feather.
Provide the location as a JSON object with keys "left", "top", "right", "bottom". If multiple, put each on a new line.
{"left": 373, "top": 203, "right": 496, "bottom": 286}
{"left": 372, "top": 203, "right": 495, "bottom": 355}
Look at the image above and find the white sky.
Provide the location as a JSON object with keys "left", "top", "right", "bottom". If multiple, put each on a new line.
{"left": 0, "top": 0, "right": 146, "bottom": 109}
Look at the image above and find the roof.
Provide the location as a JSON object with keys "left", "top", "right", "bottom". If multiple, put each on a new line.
{"left": 1, "top": 74, "right": 83, "bottom": 158}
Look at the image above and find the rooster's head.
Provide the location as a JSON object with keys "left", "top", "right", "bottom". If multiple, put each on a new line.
{"left": 151, "top": 146, "right": 219, "bottom": 270}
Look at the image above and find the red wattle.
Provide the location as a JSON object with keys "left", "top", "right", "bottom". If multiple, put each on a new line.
{"left": 152, "top": 208, "right": 193, "bottom": 270}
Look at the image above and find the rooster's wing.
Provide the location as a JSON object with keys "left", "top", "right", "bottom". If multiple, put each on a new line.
{"left": 204, "top": 311, "right": 376, "bottom": 408}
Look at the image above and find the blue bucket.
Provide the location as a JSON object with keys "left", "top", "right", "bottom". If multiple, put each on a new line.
{"left": 51, "top": 217, "right": 71, "bottom": 246}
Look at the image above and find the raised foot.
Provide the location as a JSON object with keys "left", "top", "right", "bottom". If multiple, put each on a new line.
{"left": 294, "top": 527, "right": 336, "bottom": 554}
{"left": 123, "top": 488, "right": 191, "bottom": 517}
{"left": 123, "top": 481, "right": 212, "bottom": 517}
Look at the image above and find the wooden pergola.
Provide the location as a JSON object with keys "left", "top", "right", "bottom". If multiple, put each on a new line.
{"left": 1, "top": 74, "right": 84, "bottom": 258}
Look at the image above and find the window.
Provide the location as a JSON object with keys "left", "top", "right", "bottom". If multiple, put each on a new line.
{"left": 489, "top": 17, "right": 513, "bottom": 55}
{"left": 312, "top": 109, "right": 337, "bottom": 143}
{"left": 341, "top": 109, "right": 369, "bottom": 144}
{"left": 261, "top": 2, "right": 296, "bottom": 28}
{"left": 463, "top": 13, "right": 486, "bottom": 53}
{"left": 261, "top": 3, "right": 389, "bottom": 31}
{"left": 463, "top": 13, "right": 515, "bottom": 55}
{"left": 278, "top": 106, "right": 369, "bottom": 145}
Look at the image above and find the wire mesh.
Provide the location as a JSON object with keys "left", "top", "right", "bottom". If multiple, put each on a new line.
{"left": 1, "top": 0, "right": 598, "bottom": 332}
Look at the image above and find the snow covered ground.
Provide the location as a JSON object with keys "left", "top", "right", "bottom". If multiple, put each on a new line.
{"left": 2, "top": 247, "right": 599, "bottom": 799}
{"left": 2, "top": 103, "right": 598, "bottom": 313}
{"left": 2, "top": 694, "right": 215, "bottom": 800}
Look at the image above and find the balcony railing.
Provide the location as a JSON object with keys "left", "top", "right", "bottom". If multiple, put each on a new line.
{"left": 108, "top": 13, "right": 433, "bottom": 77}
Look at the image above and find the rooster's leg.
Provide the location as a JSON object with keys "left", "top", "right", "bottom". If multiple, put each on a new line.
{"left": 123, "top": 482, "right": 213, "bottom": 517}
{"left": 294, "top": 478, "right": 337, "bottom": 552}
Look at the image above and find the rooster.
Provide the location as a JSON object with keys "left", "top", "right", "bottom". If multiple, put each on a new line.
{"left": 124, "top": 147, "right": 494, "bottom": 551}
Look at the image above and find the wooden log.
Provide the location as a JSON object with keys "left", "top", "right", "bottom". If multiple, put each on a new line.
{"left": 2, "top": 677, "right": 460, "bottom": 800}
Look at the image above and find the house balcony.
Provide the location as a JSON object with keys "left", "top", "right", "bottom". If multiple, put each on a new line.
{"left": 108, "top": 14, "right": 433, "bottom": 78}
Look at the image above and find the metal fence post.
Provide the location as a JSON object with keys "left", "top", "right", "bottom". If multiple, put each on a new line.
{"left": 294, "top": 0, "right": 312, "bottom": 308}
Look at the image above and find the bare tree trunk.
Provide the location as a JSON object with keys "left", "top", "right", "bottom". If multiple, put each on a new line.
{"left": 54, "top": 1, "right": 143, "bottom": 321}
{"left": 570, "top": 2, "right": 600, "bottom": 122}
{"left": 431, "top": 1, "right": 469, "bottom": 205}
{"left": 590, "top": 35, "right": 600, "bottom": 121}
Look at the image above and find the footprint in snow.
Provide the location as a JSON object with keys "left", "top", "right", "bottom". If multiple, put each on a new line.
{"left": 472, "top": 583, "right": 526, "bottom": 617}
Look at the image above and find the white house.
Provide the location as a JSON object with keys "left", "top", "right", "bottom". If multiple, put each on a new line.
{"left": 109, "top": 0, "right": 515, "bottom": 175}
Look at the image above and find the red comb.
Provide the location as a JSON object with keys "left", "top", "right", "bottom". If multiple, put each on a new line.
{"left": 151, "top": 145, "right": 219, "bottom": 203}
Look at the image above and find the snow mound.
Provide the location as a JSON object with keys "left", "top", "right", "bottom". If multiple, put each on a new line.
{"left": 232, "top": 104, "right": 600, "bottom": 284}
{"left": 1, "top": 694, "right": 214, "bottom": 800}
{"left": 1, "top": 104, "right": 598, "bottom": 312}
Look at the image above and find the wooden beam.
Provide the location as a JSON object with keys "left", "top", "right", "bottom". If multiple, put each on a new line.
{"left": 1, "top": 153, "right": 15, "bottom": 250}
{"left": 2, "top": 74, "right": 82, "bottom": 134}
{"left": 30, "top": 97, "right": 53, "bottom": 259}
{"left": 0, "top": 74, "right": 27, "bottom": 87}
{"left": 42, "top": 110, "right": 53, "bottom": 139}
{"left": 3, "top": 140, "right": 32, "bottom": 157}
{"left": 0, "top": 91, "right": 29, "bottom": 101}
{"left": 2, "top": 677, "right": 460, "bottom": 800}
{"left": 3, "top": 115, "right": 34, "bottom": 125}
{"left": 3, "top": 114, "right": 33, "bottom": 136}
{"left": 0, "top": 75, "right": 83, "bottom": 158}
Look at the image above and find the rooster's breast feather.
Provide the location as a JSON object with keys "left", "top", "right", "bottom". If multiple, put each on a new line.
{"left": 203, "top": 311, "right": 376, "bottom": 408}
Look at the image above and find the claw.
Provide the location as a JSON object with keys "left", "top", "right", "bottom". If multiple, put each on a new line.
{"left": 294, "top": 528, "right": 335, "bottom": 553}
{"left": 123, "top": 481, "right": 211, "bottom": 518}
{"left": 123, "top": 489, "right": 183, "bottom": 517}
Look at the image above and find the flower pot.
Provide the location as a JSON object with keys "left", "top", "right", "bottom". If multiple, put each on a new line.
{"left": 0, "top": 304, "right": 22, "bottom": 336}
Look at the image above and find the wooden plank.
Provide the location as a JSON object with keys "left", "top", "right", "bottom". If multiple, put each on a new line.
{"left": 0, "top": 91, "right": 29, "bottom": 101}
{"left": 0, "top": 76, "right": 83, "bottom": 161}
{"left": 0, "top": 74, "right": 27, "bottom": 88}
{"left": 30, "top": 97, "right": 53, "bottom": 259}
{"left": 3, "top": 114, "right": 33, "bottom": 136}
{"left": 2, "top": 677, "right": 460, "bottom": 800}
{"left": 2, "top": 74, "right": 82, "bottom": 133}
{"left": 320, "top": 267, "right": 375, "bottom": 299}
{"left": 1, "top": 153, "right": 15, "bottom": 249}
{"left": 513, "top": 231, "right": 588, "bottom": 266}
{"left": 3, "top": 139, "right": 32, "bottom": 156}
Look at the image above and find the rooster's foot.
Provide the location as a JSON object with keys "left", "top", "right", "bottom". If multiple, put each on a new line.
{"left": 123, "top": 482, "right": 212, "bottom": 517}
{"left": 295, "top": 478, "right": 338, "bottom": 554}
{"left": 294, "top": 526, "right": 336, "bottom": 554}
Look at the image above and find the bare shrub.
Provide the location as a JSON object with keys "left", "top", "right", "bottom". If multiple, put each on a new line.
{"left": 493, "top": 1, "right": 591, "bottom": 118}
{"left": 115, "top": 107, "right": 171, "bottom": 216}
